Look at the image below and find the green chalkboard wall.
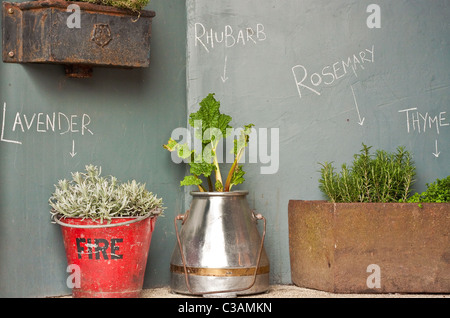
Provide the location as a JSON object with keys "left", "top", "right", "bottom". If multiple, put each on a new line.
{"left": 186, "top": 0, "right": 450, "bottom": 285}
{"left": 0, "top": 0, "right": 186, "bottom": 297}
{"left": 1, "top": 0, "right": 449, "bottom": 297}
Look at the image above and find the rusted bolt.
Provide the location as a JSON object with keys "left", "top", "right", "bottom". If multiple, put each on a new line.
{"left": 8, "top": 8, "right": 14, "bottom": 14}
{"left": 8, "top": 51, "right": 15, "bottom": 58}
{"left": 64, "top": 65, "right": 93, "bottom": 78}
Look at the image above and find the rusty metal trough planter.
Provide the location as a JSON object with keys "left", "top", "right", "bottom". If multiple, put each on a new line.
{"left": 2, "top": 0, "right": 155, "bottom": 77}
{"left": 288, "top": 200, "right": 450, "bottom": 293}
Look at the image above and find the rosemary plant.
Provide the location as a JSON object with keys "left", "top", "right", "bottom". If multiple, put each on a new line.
{"left": 49, "top": 165, "right": 164, "bottom": 223}
{"left": 318, "top": 144, "right": 416, "bottom": 203}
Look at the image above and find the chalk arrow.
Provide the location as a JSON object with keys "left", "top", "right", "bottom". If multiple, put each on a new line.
{"left": 432, "top": 139, "right": 440, "bottom": 158}
{"left": 70, "top": 139, "right": 77, "bottom": 158}
{"left": 351, "top": 85, "right": 365, "bottom": 126}
{"left": 221, "top": 55, "right": 229, "bottom": 83}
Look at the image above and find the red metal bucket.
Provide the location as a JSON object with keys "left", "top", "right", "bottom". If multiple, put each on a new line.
{"left": 57, "top": 215, "right": 157, "bottom": 298}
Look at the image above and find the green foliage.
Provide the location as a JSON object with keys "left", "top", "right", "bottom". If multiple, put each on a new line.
{"left": 79, "top": 0, "right": 149, "bottom": 11}
{"left": 318, "top": 144, "right": 416, "bottom": 203}
{"left": 163, "top": 93, "right": 254, "bottom": 192}
{"left": 228, "top": 165, "right": 246, "bottom": 190}
{"left": 49, "top": 165, "right": 164, "bottom": 222}
{"left": 404, "top": 175, "right": 450, "bottom": 203}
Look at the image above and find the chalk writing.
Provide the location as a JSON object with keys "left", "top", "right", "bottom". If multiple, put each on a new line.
{"left": 292, "top": 45, "right": 375, "bottom": 99}
{"left": 351, "top": 85, "right": 365, "bottom": 126}
{"left": 1, "top": 102, "right": 94, "bottom": 145}
{"left": 398, "top": 107, "right": 449, "bottom": 134}
{"left": 221, "top": 55, "right": 229, "bottom": 83}
{"left": 11, "top": 111, "right": 93, "bottom": 135}
{"left": 433, "top": 139, "right": 440, "bottom": 158}
{"left": 70, "top": 140, "right": 77, "bottom": 158}
{"left": 194, "top": 22, "right": 266, "bottom": 53}
{"left": 1, "top": 102, "right": 21, "bottom": 144}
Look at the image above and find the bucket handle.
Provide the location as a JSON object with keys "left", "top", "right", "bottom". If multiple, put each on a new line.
{"left": 174, "top": 209, "right": 267, "bottom": 296}
{"left": 53, "top": 209, "right": 160, "bottom": 229}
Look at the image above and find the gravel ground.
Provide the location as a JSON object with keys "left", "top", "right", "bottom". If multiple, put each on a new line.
{"left": 140, "top": 284, "right": 448, "bottom": 298}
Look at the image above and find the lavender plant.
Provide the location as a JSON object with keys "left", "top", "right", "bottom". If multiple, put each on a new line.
{"left": 49, "top": 165, "right": 164, "bottom": 223}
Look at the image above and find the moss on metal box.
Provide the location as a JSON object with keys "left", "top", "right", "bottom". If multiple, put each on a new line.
{"left": 79, "top": 0, "right": 150, "bottom": 12}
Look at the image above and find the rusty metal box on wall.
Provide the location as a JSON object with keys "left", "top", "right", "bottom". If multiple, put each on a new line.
{"left": 2, "top": 0, "right": 155, "bottom": 77}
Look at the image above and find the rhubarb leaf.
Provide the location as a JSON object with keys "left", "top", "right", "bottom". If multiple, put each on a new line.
{"left": 180, "top": 175, "right": 202, "bottom": 186}
{"left": 189, "top": 93, "right": 232, "bottom": 142}
{"left": 190, "top": 160, "right": 215, "bottom": 178}
{"left": 229, "top": 165, "right": 246, "bottom": 190}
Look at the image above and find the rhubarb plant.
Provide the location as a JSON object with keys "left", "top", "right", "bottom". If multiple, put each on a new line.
{"left": 164, "top": 93, "right": 254, "bottom": 192}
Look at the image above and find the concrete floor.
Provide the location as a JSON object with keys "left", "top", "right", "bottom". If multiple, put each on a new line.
{"left": 140, "top": 284, "right": 448, "bottom": 298}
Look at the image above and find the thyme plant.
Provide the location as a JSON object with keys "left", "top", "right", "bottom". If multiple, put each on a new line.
{"left": 405, "top": 175, "right": 450, "bottom": 204}
{"left": 318, "top": 144, "right": 416, "bottom": 203}
{"left": 49, "top": 165, "right": 164, "bottom": 223}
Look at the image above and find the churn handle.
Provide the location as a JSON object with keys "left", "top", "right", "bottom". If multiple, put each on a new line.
{"left": 173, "top": 210, "right": 267, "bottom": 296}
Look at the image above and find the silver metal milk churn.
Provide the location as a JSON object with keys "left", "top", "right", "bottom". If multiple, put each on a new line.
{"left": 170, "top": 191, "right": 270, "bottom": 297}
